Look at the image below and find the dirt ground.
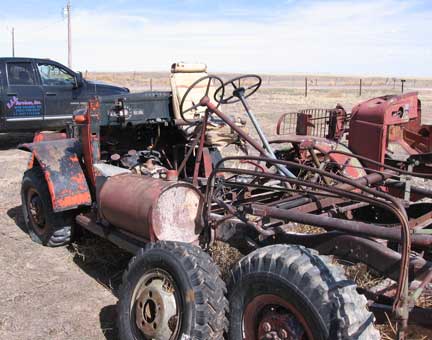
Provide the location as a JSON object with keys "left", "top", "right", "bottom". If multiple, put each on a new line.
{"left": 1, "top": 84, "right": 432, "bottom": 339}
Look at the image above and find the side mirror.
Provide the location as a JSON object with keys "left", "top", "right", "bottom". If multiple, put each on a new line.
{"left": 74, "top": 72, "right": 84, "bottom": 88}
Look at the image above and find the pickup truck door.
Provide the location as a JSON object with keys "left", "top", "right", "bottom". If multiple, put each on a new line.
{"left": 36, "top": 62, "right": 78, "bottom": 129}
{"left": 2, "top": 61, "right": 44, "bottom": 131}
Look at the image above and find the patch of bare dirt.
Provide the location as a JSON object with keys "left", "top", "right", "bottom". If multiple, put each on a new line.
{"left": 0, "top": 133, "right": 128, "bottom": 340}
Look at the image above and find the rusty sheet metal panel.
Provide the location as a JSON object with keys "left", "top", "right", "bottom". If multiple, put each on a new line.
{"left": 33, "top": 131, "right": 67, "bottom": 143}
{"left": 349, "top": 92, "right": 420, "bottom": 169}
{"left": 98, "top": 174, "right": 202, "bottom": 243}
{"left": 314, "top": 139, "right": 367, "bottom": 179}
{"left": 269, "top": 135, "right": 366, "bottom": 179}
{"left": 19, "top": 138, "right": 92, "bottom": 212}
{"left": 350, "top": 93, "right": 419, "bottom": 125}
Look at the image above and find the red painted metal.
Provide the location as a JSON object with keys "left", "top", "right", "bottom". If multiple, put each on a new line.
{"left": 349, "top": 92, "right": 419, "bottom": 169}
{"left": 276, "top": 106, "right": 348, "bottom": 141}
{"left": 269, "top": 135, "right": 367, "bottom": 179}
{"left": 98, "top": 174, "right": 203, "bottom": 243}
{"left": 18, "top": 139, "right": 92, "bottom": 212}
{"left": 33, "top": 131, "right": 67, "bottom": 143}
{"left": 243, "top": 294, "right": 312, "bottom": 340}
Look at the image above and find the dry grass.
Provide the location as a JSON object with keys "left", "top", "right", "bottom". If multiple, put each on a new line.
{"left": 68, "top": 235, "right": 132, "bottom": 293}
{"left": 210, "top": 241, "right": 244, "bottom": 281}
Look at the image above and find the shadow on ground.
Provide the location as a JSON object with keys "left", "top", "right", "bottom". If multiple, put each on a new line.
{"left": 100, "top": 304, "right": 119, "bottom": 340}
{"left": 6, "top": 204, "right": 130, "bottom": 340}
{"left": 7, "top": 205, "right": 27, "bottom": 234}
{"left": 0, "top": 133, "right": 34, "bottom": 150}
{"left": 69, "top": 236, "right": 131, "bottom": 340}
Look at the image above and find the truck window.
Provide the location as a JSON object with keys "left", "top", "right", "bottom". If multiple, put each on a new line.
{"left": 37, "top": 63, "right": 75, "bottom": 86}
{"left": 7, "top": 62, "right": 36, "bottom": 85}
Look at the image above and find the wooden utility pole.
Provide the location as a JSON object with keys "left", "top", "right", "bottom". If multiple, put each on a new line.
{"left": 66, "top": 0, "right": 72, "bottom": 68}
{"left": 11, "top": 27, "right": 15, "bottom": 57}
{"left": 305, "top": 77, "right": 308, "bottom": 97}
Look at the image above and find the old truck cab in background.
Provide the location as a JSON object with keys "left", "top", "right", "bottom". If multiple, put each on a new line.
{"left": 0, "top": 57, "right": 129, "bottom": 132}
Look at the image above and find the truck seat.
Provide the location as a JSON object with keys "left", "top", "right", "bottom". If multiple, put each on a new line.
{"left": 170, "top": 62, "right": 218, "bottom": 121}
{"left": 170, "top": 62, "right": 246, "bottom": 149}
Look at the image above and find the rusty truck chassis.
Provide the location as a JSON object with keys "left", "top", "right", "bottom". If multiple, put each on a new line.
{"left": 21, "top": 74, "right": 432, "bottom": 339}
{"left": 180, "top": 76, "right": 432, "bottom": 338}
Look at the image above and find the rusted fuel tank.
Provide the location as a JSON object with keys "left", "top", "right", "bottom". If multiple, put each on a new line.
{"left": 98, "top": 174, "right": 203, "bottom": 243}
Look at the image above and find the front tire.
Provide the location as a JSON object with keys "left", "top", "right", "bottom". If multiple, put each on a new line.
{"left": 117, "top": 241, "right": 228, "bottom": 340}
{"left": 21, "top": 167, "right": 74, "bottom": 247}
{"left": 227, "top": 245, "right": 379, "bottom": 340}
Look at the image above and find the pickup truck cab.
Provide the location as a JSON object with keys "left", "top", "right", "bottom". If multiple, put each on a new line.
{"left": 0, "top": 57, "right": 129, "bottom": 132}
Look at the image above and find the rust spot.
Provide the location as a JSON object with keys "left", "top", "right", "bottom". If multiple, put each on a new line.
{"left": 55, "top": 191, "right": 92, "bottom": 210}
{"left": 69, "top": 154, "right": 79, "bottom": 162}
{"left": 25, "top": 138, "right": 92, "bottom": 212}
{"left": 185, "top": 289, "right": 195, "bottom": 303}
{"left": 27, "top": 153, "right": 35, "bottom": 169}
{"left": 33, "top": 132, "right": 67, "bottom": 143}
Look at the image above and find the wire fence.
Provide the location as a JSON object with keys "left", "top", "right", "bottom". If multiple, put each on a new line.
{"left": 85, "top": 72, "right": 432, "bottom": 95}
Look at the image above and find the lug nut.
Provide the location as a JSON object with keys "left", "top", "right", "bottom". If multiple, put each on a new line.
{"left": 279, "top": 329, "right": 288, "bottom": 339}
{"left": 262, "top": 322, "right": 272, "bottom": 332}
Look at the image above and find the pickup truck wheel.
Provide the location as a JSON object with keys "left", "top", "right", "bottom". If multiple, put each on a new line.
{"left": 21, "top": 167, "right": 74, "bottom": 247}
{"left": 118, "top": 241, "right": 228, "bottom": 340}
{"left": 228, "top": 245, "right": 380, "bottom": 340}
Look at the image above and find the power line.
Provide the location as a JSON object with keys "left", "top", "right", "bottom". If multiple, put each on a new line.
{"left": 66, "top": 0, "right": 72, "bottom": 68}
{"left": 11, "top": 27, "right": 15, "bottom": 57}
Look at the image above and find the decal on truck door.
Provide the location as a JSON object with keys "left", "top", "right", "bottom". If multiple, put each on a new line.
{"left": 4, "top": 61, "right": 44, "bottom": 124}
{"left": 7, "top": 96, "right": 42, "bottom": 117}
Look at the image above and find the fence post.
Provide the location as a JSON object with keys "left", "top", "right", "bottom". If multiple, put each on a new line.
{"left": 150, "top": 78, "right": 153, "bottom": 91}
{"left": 305, "top": 77, "right": 308, "bottom": 97}
{"left": 401, "top": 79, "right": 406, "bottom": 93}
{"left": 359, "top": 79, "right": 362, "bottom": 96}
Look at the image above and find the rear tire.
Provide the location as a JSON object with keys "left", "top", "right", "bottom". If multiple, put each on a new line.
{"left": 117, "top": 241, "right": 228, "bottom": 340}
{"left": 21, "top": 167, "right": 75, "bottom": 247}
{"left": 227, "top": 245, "right": 379, "bottom": 340}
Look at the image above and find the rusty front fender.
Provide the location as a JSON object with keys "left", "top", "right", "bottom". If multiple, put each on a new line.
{"left": 269, "top": 135, "right": 367, "bottom": 179}
{"left": 19, "top": 138, "right": 92, "bottom": 212}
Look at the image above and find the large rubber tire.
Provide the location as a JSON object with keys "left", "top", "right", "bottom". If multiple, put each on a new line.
{"left": 21, "top": 167, "right": 74, "bottom": 247}
{"left": 228, "top": 245, "right": 380, "bottom": 340}
{"left": 117, "top": 241, "right": 228, "bottom": 340}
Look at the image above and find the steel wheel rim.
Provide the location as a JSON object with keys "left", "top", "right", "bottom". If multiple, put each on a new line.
{"left": 130, "top": 269, "right": 182, "bottom": 340}
{"left": 26, "top": 187, "right": 46, "bottom": 234}
{"left": 243, "top": 294, "right": 313, "bottom": 340}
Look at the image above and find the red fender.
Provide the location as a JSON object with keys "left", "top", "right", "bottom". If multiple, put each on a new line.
{"left": 19, "top": 138, "right": 92, "bottom": 212}
{"left": 269, "top": 135, "right": 366, "bottom": 179}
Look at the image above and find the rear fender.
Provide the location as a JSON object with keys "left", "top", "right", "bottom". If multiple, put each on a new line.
{"left": 19, "top": 138, "right": 92, "bottom": 212}
{"left": 270, "top": 135, "right": 366, "bottom": 179}
{"left": 312, "top": 139, "right": 367, "bottom": 179}
{"left": 33, "top": 131, "right": 67, "bottom": 143}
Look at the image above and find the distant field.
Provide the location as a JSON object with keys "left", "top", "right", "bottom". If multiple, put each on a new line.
{"left": 86, "top": 72, "right": 432, "bottom": 126}
{"left": 86, "top": 71, "right": 432, "bottom": 91}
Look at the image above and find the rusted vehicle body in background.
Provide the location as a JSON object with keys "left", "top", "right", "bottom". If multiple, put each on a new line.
{"left": 18, "top": 63, "right": 432, "bottom": 340}
{"left": 276, "top": 92, "right": 432, "bottom": 169}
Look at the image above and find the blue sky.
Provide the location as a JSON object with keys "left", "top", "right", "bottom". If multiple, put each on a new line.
{"left": 0, "top": 0, "right": 431, "bottom": 76}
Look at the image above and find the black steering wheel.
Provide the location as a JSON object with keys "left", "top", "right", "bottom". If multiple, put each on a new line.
{"left": 179, "top": 75, "right": 225, "bottom": 123}
{"left": 214, "top": 75, "right": 262, "bottom": 105}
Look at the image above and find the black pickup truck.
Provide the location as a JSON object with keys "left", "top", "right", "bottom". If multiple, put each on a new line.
{"left": 0, "top": 57, "right": 129, "bottom": 132}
